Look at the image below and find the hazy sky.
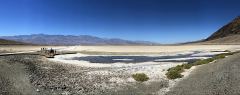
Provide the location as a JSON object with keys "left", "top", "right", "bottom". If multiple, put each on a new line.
{"left": 0, "top": 0, "right": 240, "bottom": 43}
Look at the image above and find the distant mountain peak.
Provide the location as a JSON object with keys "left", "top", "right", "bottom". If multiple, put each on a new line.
{"left": 0, "top": 34, "right": 160, "bottom": 46}
{"left": 233, "top": 16, "right": 240, "bottom": 21}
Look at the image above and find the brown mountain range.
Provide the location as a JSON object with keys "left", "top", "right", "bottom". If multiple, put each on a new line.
{"left": 0, "top": 38, "right": 27, "bottom": 45}
{"left": 203, "top": 16, "right": 240, "bottom": 44}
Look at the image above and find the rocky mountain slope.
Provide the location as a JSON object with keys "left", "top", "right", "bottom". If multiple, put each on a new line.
{"left": 204, "top": 16, "right": 240, "bottom": 44}
{"left": 0, "top": 38, "right": 27, "bottom": 45}
{"left": 0, "top": 34, "right": 159, "bottom": 45}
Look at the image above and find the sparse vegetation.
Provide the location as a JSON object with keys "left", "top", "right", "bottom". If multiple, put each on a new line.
{"left": 132, "top": 73, "right": 149, "bottom": 82}
{"left": 167, "top": 65, "right": 184, "bottom": 72}
{"left": 193, "top": 58, "right": 214, "bottom": 65}
{"left": 166, "top": 68, "right": 183, "bottom": 79}
{"left": 213, "top": 52, "right": 234, "bottom": 59}
{"left": 166, "top": 52, "right": 236, "bottom": 79}
{"left": 182, "top": 63, "right": 193, "bottom": 69}
{"left": 224, "top": 50, "right": 231, "bottom": 52}
{"left": 214, "top": 54, "right": 226, "bottom": 59}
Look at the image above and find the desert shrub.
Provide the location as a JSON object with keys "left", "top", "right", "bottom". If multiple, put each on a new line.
{"left": 224, "top": 50, "right": 231, "bottom": 52}
{"left": 166, "top": 51, "right": 238, "bottom": 80}
{"left": 167, "top": 65, "right": 184, "bottom": 72}
{"left": 166, "top": 70, "right": 183, "bottom": 79}
{"left": 214, "top": 54, "right": 226, "bottom": 59}
{"left": 193, "top": 58, "right": 214, "bottom": 65}
{"left": 183, "top": 64, "right": 193, "bottom": 69}
{"left": 166, "top": 58, "right": 214, "bottom": 79}
{"left": 166, "top": 65, "right": 185, "bottom": 79}
{"left": 132, "top": 73, "right": 149, "bottom": 82}
{"left": 213, "top": 52, "right": 235, "bottom": 59}
{"left": 204, "top": 58, "right": 215, "bottom": 63}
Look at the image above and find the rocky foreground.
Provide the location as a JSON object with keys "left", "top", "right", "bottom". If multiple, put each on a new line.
{"left": 166, "top": 53, "right": 240, "bottom": 95}
{"left": 2, "top": 52, "right": 239, "bottom": 95}
{"left": 0, "top": 54, "right": 169, "bottom": 95}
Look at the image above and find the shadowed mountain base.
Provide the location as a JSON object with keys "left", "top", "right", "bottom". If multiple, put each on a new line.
{"left": 201, "top": 35, "right": 240, "bottom": 45}
{"left": 0, "top": 39, "right": 26, "bottom": 45}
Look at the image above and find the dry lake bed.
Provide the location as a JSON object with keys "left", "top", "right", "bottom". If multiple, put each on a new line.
{"left": 1, "top": 45, "right": 240, "bottom": 95}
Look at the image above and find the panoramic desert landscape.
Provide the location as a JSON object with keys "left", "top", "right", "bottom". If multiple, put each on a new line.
{"left": 1, "top": 0, "right": 240, "bottom": 95}
{"left": 1, "top": 45, "right": 240, "bottom": 95}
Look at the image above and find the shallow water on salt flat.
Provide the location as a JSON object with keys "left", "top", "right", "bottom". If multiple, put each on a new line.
{"left": 69, "top": 51, "right": 219, "bottom": 64}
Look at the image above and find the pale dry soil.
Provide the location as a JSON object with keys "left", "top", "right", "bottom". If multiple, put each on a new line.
{"left": 1, "top": 45, "right": 240, "bottom": 54}
{"left": 1, "top": 45, "right": 240, "bottom": 95}
{"left": 166, "top": 53, "right": 240, "bottom": 95}
{"left": 0, "top": 54, "right": 171, "bottom": 95}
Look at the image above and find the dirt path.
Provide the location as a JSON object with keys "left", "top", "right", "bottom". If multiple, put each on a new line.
{"left": 166, "top": 53, "right": 240, "bottom": 95}
{"left": 0, "top": 57, "right": 38, "bottom": 95}
{"left": 0, "top": 50, "right": 37, "bottom": 56}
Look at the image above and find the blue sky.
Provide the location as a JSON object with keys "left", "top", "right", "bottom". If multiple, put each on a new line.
{"left": 0, "top": 0, "right": 240, "bottom": 43}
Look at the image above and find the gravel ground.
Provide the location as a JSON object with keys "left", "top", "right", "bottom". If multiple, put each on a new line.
{"left": 2, "top": 53, "right": 240, "bottom": 95}
{"left": 0, "top": 54, "right": 170, "bottom": 95}
{"left": 166, "top": 53, "right": 240, "bottom": 95}
{"left": 0, "top": 55, "right": 38, "bottom": 95}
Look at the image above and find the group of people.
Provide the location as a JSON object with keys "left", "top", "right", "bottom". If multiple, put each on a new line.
{"left": 40, "top": 48, "right": 57, "bottom": 58}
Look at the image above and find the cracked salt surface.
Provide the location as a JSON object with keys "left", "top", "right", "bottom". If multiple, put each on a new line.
{"left": 49, "top": 50, "right": 228, "bottom": 94}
